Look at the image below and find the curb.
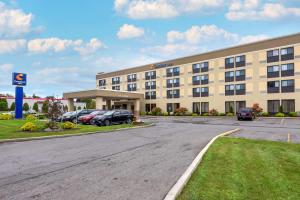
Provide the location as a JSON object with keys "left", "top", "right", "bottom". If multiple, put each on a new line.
{"left": 0, "top": 123, "right": 155, "bottom": 144}
{"left": 164, "top": 128, "right": 241, "bottom": 200}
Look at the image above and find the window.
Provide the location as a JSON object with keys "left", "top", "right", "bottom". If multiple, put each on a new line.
{"left": 236, "top": 55, "right": 246, "bottom": 67}
{"left": 200, "top": 62, "right": 209, "bottom": 72}
{"left": 282, "top": 99, "right": 295, "bottom": 113}
{"left": 281, "top": 63, "right": 294, "bottom": 77}
{"left": 167, "top": 67, "right": 180, "bottom": 77}
{"left": 99, "top": 79, "right": 106, "bottom": 87}
{"left": 192, "top": 76, "right": 200, "bottom": 85}
{"left": 267, "top": 49, "right": 279, "bottom": 63}
{"left": 127, "top": 74, "right": 137, "bottom": 82}
{"left": 268, "top": 100, "right": 280, "bottom": 114}
{"left": 281, "top": 47, "right": 294, "bottom": 61}
{"left": 193, "top": 102, "right": 200, "bottom": 114}
{"left": 235, "top": 84, "right": 246, "bottom": 95}
{"left": 267, "top": 81, "right": 280, "bottom": 93}
{"left": 167, "top": 103, "right": 180, "bottom": 113}
{"left": 112, "top": 85, "right": 120, "bottom": 90}
{"left": 267, "top": 65, "right": 280, "bottom": 78}
{"left": 145, "top": 104, "right": 157, "bottom": 112}
{"left": 225, "top": 84, "right": 235, "bottom": 96}
{"left": 193, "top": 88, "right": 201, "bottom": 97}
{"left": 127, "top": 83, "right": 137, "bottom": 91}
{"left": 201, "top": 74, "right": 209, "bottom": 84}
{"left": 201, "top": 87, "right": 209, "bottom": 97}
{"left": 225, "top": 101, "right": 235, "bottom": 113}
{"left": 235, "top": 70, "right": 245, "bottom": 81}
{"left": 167, "top": 78, "right": 180, "bottom": 88}
{"left": 145, "top": 91, "right": 156, "bottom": 100}
{"left": 192, "top": 63, "right": 200, "bottom": 73}
{"left": 167, "top": 89, "right": 180, "bottom": 99}
{"left": 145, "top": 71, "right": 156, "bottom": 80}
{"left": 225, "top": 71, "right": 235, "bottom": 82}
{"left": 112, "top": 77, "right": 120, "bottom": 85}
{"left": 201, "top": 102, "right": 209, "bottom": 114}
{"left": 281, "top": 80, "right": 294, "bottom": 93}
{"left": 225, "top": 57, "right": 234, "bottom": 69}
{"left": 236, "top": 101, "right": 246, "bottom": 112}
{"left": 145, "top": 81, "right": 156, "bottom": 90}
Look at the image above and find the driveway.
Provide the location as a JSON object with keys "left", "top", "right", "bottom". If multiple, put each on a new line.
{"left": 0, "top": 121, "right": 233, "bottom": 200}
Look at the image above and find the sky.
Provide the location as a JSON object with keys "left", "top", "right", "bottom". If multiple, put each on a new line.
{"left": 0, "top": 0, "right": 299, "bottom": 97}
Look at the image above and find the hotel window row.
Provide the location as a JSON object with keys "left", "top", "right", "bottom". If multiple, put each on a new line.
{"left": 145, "top": 81, "right": 156, "bottom": 90}
{"left": 267, "top": 79, "right": 295, "bottom": 93}
{"left": 145, "top": 71, "right": 156, "bottom": 80}
{"left": 192, "top": 102, "right": 209, "bottom": 114}
{"left": 225, "top": 69, "right": 245, "bottom": 82}
{"left": 167, "top": 78, "right": 180, "bottom": 88}
{"left": 268, "top": 99, "right": 295, "bottom": 114}
{"left": 225, "top": 84, "right": 246, "bottom": 96}
{"left": 193, "top": 74, "right": 209, "bottom": 85}
{"left": 166, "top": 67, "right": 180, "bottom": 77}
{"left": 267, "top": 47, "right": 294, "bottom": 63}
{"left": 192, "top": 87, "right": 209, "bottom": 97}
{"left": 145, "top": 91, "right": 156, "bottom": 100}
{"left": 192, "top": 62, "right": 209, "bottom": 73}
{"left": 225, "top": 55, "right": 246, "bottom": 69}
{"left": 167, "top": 89, "right": 180, "bottom": 99}
{"left": 267, "top": 63, "right": 294, "bottom": 78}
{"left": 127, "top": 74, "right": 137, "bottom": 82}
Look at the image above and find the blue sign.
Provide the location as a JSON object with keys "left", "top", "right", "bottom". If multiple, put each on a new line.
{"left": 12, "top": 73, "right": 27, "bottom": 86}
{"left": 15, "top": 87, "right": 23, "bottom": 119}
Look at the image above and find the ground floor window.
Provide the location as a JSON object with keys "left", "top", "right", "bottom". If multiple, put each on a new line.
{"left": 268, "top": 100, "right": 280, "bottom": 114}
{"left": 282, "top": 99, "right": 295, "bottom": 113}
{"left": 193, "top": 102, "right": 200, "bottom": 114}
{"left": 145, "top": 104, "right": 156, "bottom": 112}
{"left": 236, "top": 101, "right": 246, "bottom": 112}
{"left": 225, "top": 101, "right": 235, "bottom": 113}
{"left": 167, "top": 103, "right": 180, "bottom": 113}
{"left": 201, "top": 102, "right": 209, "bottom": 114}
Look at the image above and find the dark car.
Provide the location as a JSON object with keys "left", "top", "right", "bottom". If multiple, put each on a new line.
{"left": 58, "top": 109, "right": 96, "bottom": 123}
{"left": 237, "top": 108, "right": 255, "bottom": 121}
{"left": 93, "top": 110, "right": 134, "bottom": 126}
{"left": 79, "top": 110, "right": 107, "bottom": 125}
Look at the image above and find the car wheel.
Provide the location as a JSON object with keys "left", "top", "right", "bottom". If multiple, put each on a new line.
{"left": 104, "top": 120, "right": 111, "bottom": 126}
{"left": 72, "top": 118, "right": 77, "bottom": 124}
{"left": 126, "top": 118, "right": 132, "bottom": 124}
{"left": 237, "top": 117, "right": 241, "bottom": 121}
{"left": 90, "top": 119, "right": 95, "bottom": 125}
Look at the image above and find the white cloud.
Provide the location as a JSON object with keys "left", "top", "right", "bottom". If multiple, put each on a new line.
{"left": 0, "top": 39, "right": 26, "bottom": 53}
{"left": 239, "top": 34, "right": 269, "bottom": 44}
{"left": 226, "top": 1, "right": 300, "bottom": 20}
{"left": 27, "top": 37, "right": 104, "bottom": 55}
{"left": 114, "top": 0, "right": 223, "bottom": 19}
{"left": 0, "top": 63, "right": 13, "bottom": 72}
{"left": 74, "top": 38, "right": 105, "bottom": 56}
{"left": 117, "top": 24, "right": 145, "bottom": 39}
{"left": 0, "top": 2, "right": 33, "bottom": 38}
{"left": 142, "top": 43, "right": 201, "bottom": 57}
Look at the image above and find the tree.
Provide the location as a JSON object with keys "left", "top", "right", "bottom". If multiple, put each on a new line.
{"left": 0, "top": 99, "right": 8, "bottom": 111}
{"left": 33, "top": 102, "right": 39, "bottom": 112}
{"left": 79, "top": 99, "right": 95, "bottom": 109}
{"left": 46, "top": 98, "right": 63, "bottom": 121}
{"left": 63, "top": 105, "right": 68, "bottom": 112}
{"left": 10, "top": 102, "right": 15, "bottom": 111}
{"left": 23, "top": 103, "right": 30, "bottom": 111}
{"left": 32, "top": 94, "right": 40, "bottom": 98}
{"left": 42, "top": 101, "right": 49, "bottom": 113}
{"left": 252, "top": 103, "right": 263, "bottom": 116}
{"left": 77, "top": 106, "right": 82, "bottom": 110}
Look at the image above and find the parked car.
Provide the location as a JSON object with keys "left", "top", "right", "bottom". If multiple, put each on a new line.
{"left": 79, "top": 110, "right": 107, "bottom": 125}
{"left": 58, "top": 110, "right": 96, "bottom": 123}
{"left": 237, "top": 108, "right": 255, "bottom": 121}
{"left": 93, "top": 110, "right": 134, "bottom": 126}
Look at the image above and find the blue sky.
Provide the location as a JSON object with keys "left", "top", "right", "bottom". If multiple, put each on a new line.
{"left": 0, "top": 0, "right": 299, "bottom": 97}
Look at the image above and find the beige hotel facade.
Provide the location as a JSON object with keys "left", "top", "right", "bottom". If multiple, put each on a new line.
{"left": 66, "top": 33, "right": 300, "bottom": 115}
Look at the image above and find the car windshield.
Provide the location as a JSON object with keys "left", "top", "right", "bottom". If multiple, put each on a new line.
{"left": 104, "top": 111, "right": 115, "bottom": 115}
{"left": 63, "top": 112, "right": 74, "bottom": 116}
{"left": 240, "top": 108, "right": 251, "bottom": 112}
{"left": 91, "top": 111, "right": 106, "bottom": 115}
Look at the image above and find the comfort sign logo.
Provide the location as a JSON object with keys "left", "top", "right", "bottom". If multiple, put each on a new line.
{"left": 12, "top": 72, "right": 27, "bottom": 86}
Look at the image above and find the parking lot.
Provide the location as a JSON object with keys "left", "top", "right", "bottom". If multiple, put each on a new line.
{"left": 0, "top": 117, "right": 299, "bottom": 200}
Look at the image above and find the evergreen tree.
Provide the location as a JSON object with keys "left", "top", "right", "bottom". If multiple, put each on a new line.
{"left": 0, "top": 99, "right": 8, "bottom": 111}
{"left": 23, "top": 103, "right": 30, "bottom": 111}
{"left": 10, "top": 102, "right": 16, "bottom": 111}
{"left": 33, "top": 102, "right": 39, "bottom": 112}
{"left": 42, "top": 101, "right": 49, "bottom": 113}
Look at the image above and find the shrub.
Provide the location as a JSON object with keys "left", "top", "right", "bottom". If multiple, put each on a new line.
{"left": 274, "top": 113, "right": 285, "bottom": 117}
{"left": 261, "top": 112, "right": 269, "bottom": 117}
{"left": 226, "top": 113, "right": 234, "bottom": 116}
{"left": 209, "top": 109, "right": 219, "bottom": 116}
{"left": 185, "top": 111, "right": 193, "bottom": 116}
{"left": 0, "top": 113, "right": 12, "bottom": 120}
{"left": 33, "top": 102, "right": 39, "bottom": 112}
{"left": 62, "top": 121, "right": 76, "bottom": 129}
{"left": 21, "top": 122, "right": 38, "bottom": 132}
{"left": 219, "top": 113, "right": 226, "bottom": 116}
{"left": 252, "top": 103, "right": 263, "bottom": 116}
{"left": 163, "top": 112, "right": 169, "bottom": 116}
{"left": 26, "top": 114, "right": 37, "bottom": 121}
{"left": 151, "top": 107, "right": 162, "bottom": 116}
{"left": 288, "top": 112, "right": 297, "bottom": 117}
{"left": 0, "top": 99, "right": 8, "bottom": 111}
{"left": 23, "top": 103, "right": 30, "bottom": 111}
{"left": 140, "top": 111, "right": 146, "bottom": 116}
{"left": 192, "top": 113, "right": 198, "bottom": 117}
{"left": 203, "top": 113, "right": 209, "bottom": 116}
{"left": 45, "top": 121, "right": 60, "bottom": 130}
{"left": 174, "top": 107, "right": 188, "bottom": 116}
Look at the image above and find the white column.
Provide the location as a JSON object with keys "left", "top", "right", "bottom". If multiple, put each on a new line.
{"left": 96, "top": 97, "right": 104, "bottom": 110}
{"left": 133, "top": 99, "right": 141, "bottom": 122}
{"left": 67, "top": 98, "right": 75, "bottom": 111}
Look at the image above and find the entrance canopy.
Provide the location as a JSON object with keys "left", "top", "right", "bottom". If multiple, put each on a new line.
{"left": 63, "top": 89, "right": 144, "bottom": 120}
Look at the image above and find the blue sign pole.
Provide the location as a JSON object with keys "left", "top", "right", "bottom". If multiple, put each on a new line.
{"left": 15, "top": 86, "right": 23, "bottom": 119}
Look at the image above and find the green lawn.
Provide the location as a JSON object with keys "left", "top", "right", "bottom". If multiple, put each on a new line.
{"left": 0, "top": 120, "right": 136, "bottom": 140}
{"left": 177, "top": 137, "right": 300, "bottom": 200}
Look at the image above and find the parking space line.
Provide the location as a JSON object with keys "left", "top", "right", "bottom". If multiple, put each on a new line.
{"left": 287, "top": 133, "right": 291, "bottom": 143}
{"left": 280, "top": 118, "right": 285, "bottom": 126}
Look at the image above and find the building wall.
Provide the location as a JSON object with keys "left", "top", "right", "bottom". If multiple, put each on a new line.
{"left": 96, "top": 37, "right": 300, "bottom": 114}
